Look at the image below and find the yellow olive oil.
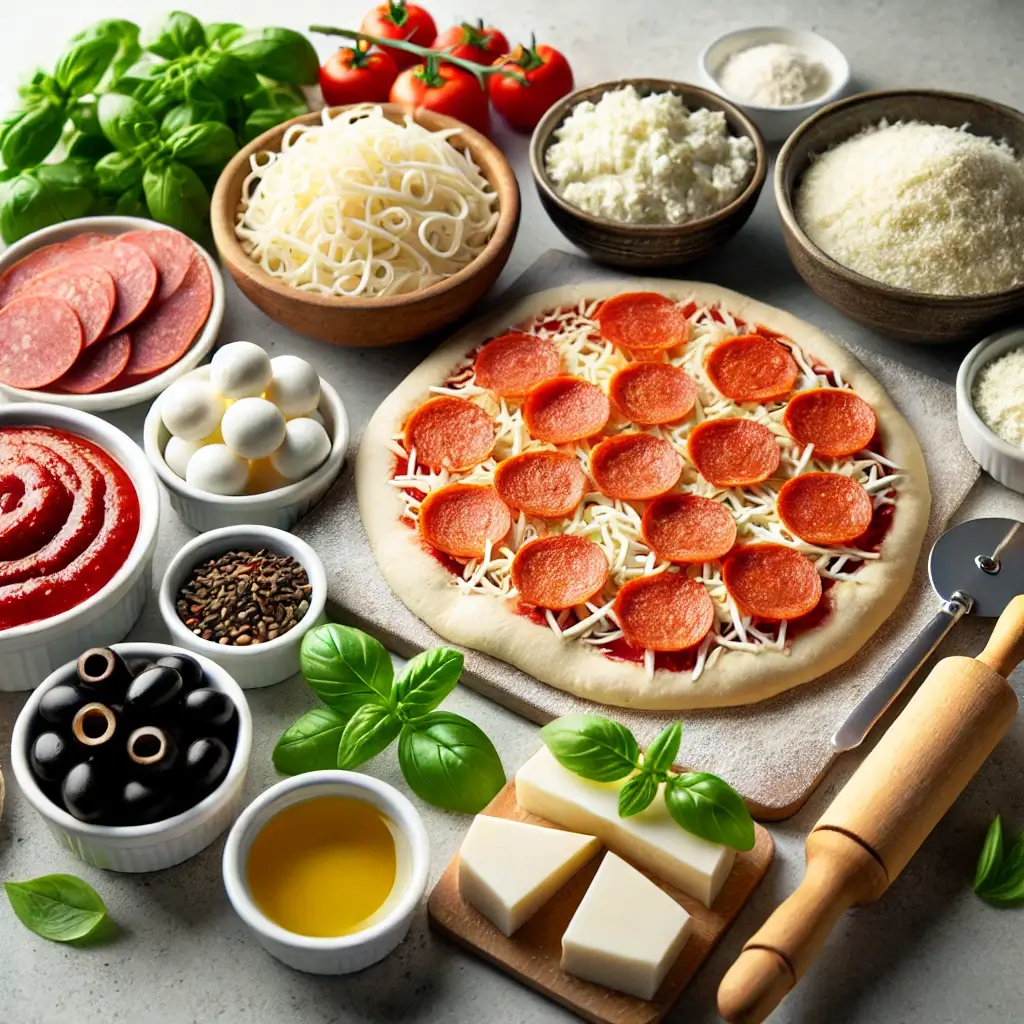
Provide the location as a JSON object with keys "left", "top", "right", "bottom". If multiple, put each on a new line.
{"left": 246, "top": 795, "right": 398, "bottom": 938}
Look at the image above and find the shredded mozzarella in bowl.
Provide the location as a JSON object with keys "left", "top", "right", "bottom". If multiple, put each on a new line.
{"left": 234, "top": 105, "right": 500, "bottom": 299}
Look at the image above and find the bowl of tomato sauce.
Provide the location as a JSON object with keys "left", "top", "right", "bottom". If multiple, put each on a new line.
{"left": 0, "top": 403, "right": 160, "bottom": 691}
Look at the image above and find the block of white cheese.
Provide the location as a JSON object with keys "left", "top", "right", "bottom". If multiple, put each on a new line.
{"left": 458, "top": 815, "right": 601, "bottom": 936}
{"left": 515, "top": 747, "right": 735, "bottom": 907}
{"left": 561, "top": 852, "right": 691, "bottom": 1001}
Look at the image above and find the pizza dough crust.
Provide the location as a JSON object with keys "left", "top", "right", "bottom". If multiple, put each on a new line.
{"left": 357, "top": 279, "right": 931, "bottom": 710}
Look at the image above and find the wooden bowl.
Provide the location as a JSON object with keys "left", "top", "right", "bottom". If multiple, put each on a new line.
{"left": 211, "top": 105, "right": 520, "bottom": 347}
{"left": 529, "top": 79, "right": 767, "bottom": 269}
{"left": 776, "top": 89, "right": 1024, "bottom": 344}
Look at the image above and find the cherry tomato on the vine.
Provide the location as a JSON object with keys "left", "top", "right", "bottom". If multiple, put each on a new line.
{"left": 390, "top": 59, "right": 490, "bottom": 136}
{"left": 319, "top": 47, "right": 399, "bottom": 106}
{"left": 360, "top": 0, "right": 438, "bottom": 69}
{"left": 489, "top": 40, "right": 574, "bottom": 131}
{"left": 433, "top": 21, "right": 509, "bottom": 65}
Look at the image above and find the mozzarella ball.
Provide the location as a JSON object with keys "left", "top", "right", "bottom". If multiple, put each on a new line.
{"left": 265, "top": 355, "right": 320, "bottom": 418}
{"left": 210, "top": 341, "right": 273, "bottom": 399}
{"left": 185, "top": 445, "right": 249, "bottom": 495}
{"left": 220, "top": 397, "right": 286, "bottom": 459}
{"left": 270, "top": 418, "right": 331, "bottom": 481}
{"left": 164, "top": 436, "right": 202, "bottom": 479}
{"left": 160, "top": 379, "right": 225, "bottom": 442}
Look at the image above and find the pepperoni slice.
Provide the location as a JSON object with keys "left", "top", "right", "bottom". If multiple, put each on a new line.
{"left": 120, "top": 230, "right": 197, "bottom": 303}
{"left": 642, "top": 494, "right": 737, "bottom": 563}
{"left": 777, "top": 472, "right": 873, "bottom": 546}
{"left": 595, "top": 292, "right": 691, "bottom": 352}
{"left": 705, "top": 335, "right": 799, "bottom": 404}
{"left": 614, "top": 573, "right": 715, "bottom": 651}
{"left": 473, "top": 331, "right": 560, "bottom": 397}
{"left": 25, "top": 264, "right": 115, "bottom": 346}
{"left": 609, "top": 362, "right": 697, "bottom": 426}
{"left": 782, "top": 388, "right": 877, "bottom": 458}
{"left": 0, "top": 233, "right": 110, "bottom": 306}
{"left": 493, "top": 451, "right": 587, "bottom": 518}
{"left": 418, "top": 483, "right": 511, "bottom": 558}
{"left": 511, "top": 535, "right": 609, "bottom": 610}
{"left": 52, "top": 333, "right": 132, "bottom": 395}
{"left": 688, "top": 417, "right": 781, "bottom": 488}
{"left": 523, "top": 377, "right": 610, "bottom": 444}
{"left": 723, "top": 543, "right": 822, "bottom": 620}
{"left": 404, "top": 396, "right": 495, "bottom": 472}
{"left": 590, "top": 433, "right": 683, "bottom": 500}
{"left": 0, "top": 296, "right": 83, "bottom": 388}
{"left": 90, "top": 241, "right": 158, "bottom": 335}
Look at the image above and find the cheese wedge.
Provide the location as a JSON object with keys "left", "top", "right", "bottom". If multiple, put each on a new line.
{"left": 515, "top": 747, "right": 735, "bottom": 907}
{"left": 458, "top": 815, "right": 601, "bottom": 936}
{"left": 561, "top": 852, "right": 692, "bottom": 1000}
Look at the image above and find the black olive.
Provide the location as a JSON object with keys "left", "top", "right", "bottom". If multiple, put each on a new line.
{"left": 30, "top": 732, "right": 78, "bottom": 784}
{"left": 155, "top": 654, "right": 203, "bottom": 692}
{"left": 121, "top": 780, "right": 174, "bottom": 825}
{"left": 125, "top": 655, "right": 155, "bottom": 678}
{"left": 125, "top": 665, "right": 183, "bottom": 714}
{"left": 62, "top": 761, "right": 107, "bottom": 823}
{"left": 126, "top": 726, "right": 178, "bottom": 775}
{"left": 182, "top": 689, "right": 237, "bottom": 735}
{"left": 38, "top": 683, "right": 87, "bottom": 730}
{"left": 184, "top": 737, "right": 231, "bottom": 796}
{"left": 70, "top": 703, "right": 120, "bottom": 759}
{"left": 77, "top": 648, "right": 132, "bottom": 703}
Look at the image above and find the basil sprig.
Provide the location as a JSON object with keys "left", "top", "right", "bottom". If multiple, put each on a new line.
{"left": 4, "top": 875, "right": 109, "bottom": 943}
{"left": 273, "top": 624, "right": 506, "bottom": 814}
{"left": 539, "top": 715, "right": 755, "bottom": 851}
{"left": 974, "top": 815, "right": 1024, "bottom": 905}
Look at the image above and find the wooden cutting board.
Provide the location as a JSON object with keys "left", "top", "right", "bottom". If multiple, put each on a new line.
{"left": 428, "top": 780, "right": 774, "bottom": 1024}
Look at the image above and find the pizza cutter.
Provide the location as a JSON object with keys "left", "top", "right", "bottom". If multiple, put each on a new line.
{"left": 831, "top": 517, "right": 1024, "bottom": 752}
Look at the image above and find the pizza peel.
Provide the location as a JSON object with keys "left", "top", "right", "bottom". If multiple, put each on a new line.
{"left": 832, "top": 517, "right": 1024, "bottom": 751}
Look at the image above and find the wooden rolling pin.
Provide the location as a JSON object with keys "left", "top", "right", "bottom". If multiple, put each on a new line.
{"left": 718, "top": 594, "right": 1024, "bottom": 1024}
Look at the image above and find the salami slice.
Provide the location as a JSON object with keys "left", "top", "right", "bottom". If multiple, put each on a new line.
{"left": 0, "top": 296, "right": 83, "bottom": 388}
{"left": 609, "top": 362, "right": 697, "bottom": 426}
{"left": 404, "top": 396, "right": 495, "bottom": 472}
{"left": 121, "top": 253, "right": 213, "bottom": 377}
{"left": 614, "top": 572, "right": 715, "bottom": 651}
{"left": 522, "top": 376, "right": 610, "bottom": 444}
{"left": 688, "top": 417, "right": 781, "bottom": 488}
{"left": 120, "top": 229, "right": 197, "bottom": 303}
{"left": 418, "top": 483, "right": 511, "bottom": 558}
{"left": 705, "top": 335, "right": 799, "bottom": 404}
{"left": 595, "top": 292, "right": 691, "bottom": 352}
{"left": 493, "top": 450, "right": 587, "bottom": 518}
{"left": 474, "top": 331, "right": 560, "bottom": 397}
{"left": 782, "top": 388, "right": 877, "bottom": 458}
{"left": 0, "top": 233, "right": 110, "bottom": 306}
{"left": 90, "top": 241, "right": 159, "bottom": 335}
{"left": 52, "top": 332, "right": 131, "bottom": 395}
{"left": 642, "top": 493, "right": 737, "bottom": 563}
{"left": 25, "top": 264, "right": 115, "bottom": 346}
{"left": 511, "top": 535, "right": 608, "bottom": 610}
{"left": 722, "top": 543, "right": 822, "bottom": 620}
{"left": 777, "top": 472, "right": 873, "bottom": 545}
{"left": 590, "top": 433, "right": 683, "bottom": 500}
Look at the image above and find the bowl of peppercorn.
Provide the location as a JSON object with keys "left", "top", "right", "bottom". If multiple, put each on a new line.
{"left": 158, "top": 525, "right": 328, "bottom": 689}
{"left": 10, "top": 642, "right": 252, "bottom": 873}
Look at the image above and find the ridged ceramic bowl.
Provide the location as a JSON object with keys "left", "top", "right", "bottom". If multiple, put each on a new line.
{"left": 0, "top": 404, "right": 160, "bottom": 692}
{"left": 11, "top": 642, "right": 252, "bottom": 872}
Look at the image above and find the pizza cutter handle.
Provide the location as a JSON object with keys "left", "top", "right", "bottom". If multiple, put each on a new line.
{"left": 830, "top": 590, "right": 973, "bottom": 752}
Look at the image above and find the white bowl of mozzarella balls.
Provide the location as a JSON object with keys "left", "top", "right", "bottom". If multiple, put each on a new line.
{"left": 144, "top": 342, "right": 348, "bottom": 532}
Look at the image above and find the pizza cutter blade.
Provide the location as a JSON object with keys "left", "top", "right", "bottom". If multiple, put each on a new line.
{"left": 831, "top": 518, "right": 1024, "bottom": 752}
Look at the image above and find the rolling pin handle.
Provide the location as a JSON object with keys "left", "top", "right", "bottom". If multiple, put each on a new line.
{"left": 977, "top": 594, "right": 1024, "bottom": 678}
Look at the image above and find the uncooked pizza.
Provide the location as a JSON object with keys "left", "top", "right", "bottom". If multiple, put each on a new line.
{"left": 357, "top": 281, "right": 930, "bottom": 710}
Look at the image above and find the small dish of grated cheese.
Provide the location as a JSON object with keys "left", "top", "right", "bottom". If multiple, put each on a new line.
{"left": 972, "top": 345, "right": 1024, "bottom": 448}
{"left": 719, "top": 42, "right": 828, "bottom": 108}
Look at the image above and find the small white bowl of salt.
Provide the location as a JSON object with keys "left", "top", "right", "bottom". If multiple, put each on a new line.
{"left": 700, "top": 27, "right": 850, "bottom": 142}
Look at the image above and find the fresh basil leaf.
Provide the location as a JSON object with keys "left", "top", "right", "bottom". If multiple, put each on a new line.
{"left": 114, "top": 185, "right": 148, "bottom": 218}
{"left": 398, "top": 712, "right": 505, "bottom": 813}
{"left": 272, "top": 708, "right": 348, "bottom": 775}
{"left": 299, "top": 623, "right": 394, "bottom": 715}
{"left": 98, "top": 93, "right": 160, "bottom": 152}
{"left": 394, "top": 648, "right": 463, "bottom": 719}
{"left": 69, "top": 99, "right": 103, "bottom": 138}
{"left": 197, "top": 52, "right": 258, "bottom": 100}
{"left": 643, "top": 722, "right": 682, "bottom": 777}
{"left": 144, "top": 12, "right": 206, "bottom": 60}
{"left": 161, "top": 94, "right": 227, "bottom": 137}
{"left": 976, "top": 824, "right": 1024, "bottom": 904}
{"left": 0, "top": 102, "right": 65, "bottom": 172}
{"left": 164, "top": 121, "right": 237, "bottom": 170}
{"left": 4, "top": 875, "right": 107, "bottom": 943}
{"left": 240, "top": 102, "right": 305, "bottom": 143}
{"left": 337, "top": 704, "right": 402, "bottom": 770}
{"left": 205, "top": 23, "right": 246, "bottom": 49}
{"left": 95, "top": 152, "right": 143, "bottom": 194}
{"left": 665, "top": 772, "right": 755, "bottom": 852}
{"left": 227, "top": 27, "right": 319, "bottom": 85}
{"left": 85, "top": 20, "right": 142, "bottom": 89}
{"left": 54, "top": 34, "right": 119, "bottom": 98}
{"left": 974, "top": 815, "right": 1004, "bottom": 892}
{"left": 142, "top": 160, "right": 209, "bottom": 242}
{"left": 540, "top": 715, "right": 639, "bottom": 783}
{"left": 64, "top": 130, "right": 112, "bottom": 161}
{"left": 618, "top": 772, "right": 659, "bottom": 818}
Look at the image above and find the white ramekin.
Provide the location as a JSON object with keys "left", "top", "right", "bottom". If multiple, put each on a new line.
{"left": 11, "top": 642, "right": 252, "bottom": 872}
{"left": 0, "top": 216, "right": 224, "bottom": 412}
{"left": 956, "top": 325, "right": 1024, "bottom": 494}
{"left": 144, "top": 369, "right": 348, "bottom": 531}
{"left": 157, "top": 525, "right": 327, "bottom": 688}
{"left": 223, "top": 771, "right": 430, "bottom": 974}
{"left": 0, "top": 404, "right": 160, "bottom": 691}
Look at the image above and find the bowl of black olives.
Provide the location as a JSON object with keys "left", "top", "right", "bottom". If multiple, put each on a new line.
{"left": 11, "top": 643, "right": 252, "bottom": 872}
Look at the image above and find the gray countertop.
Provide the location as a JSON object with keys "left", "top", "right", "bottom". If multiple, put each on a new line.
{"left": 3, "top": 2, "right": 1024, "bottom": 1022}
